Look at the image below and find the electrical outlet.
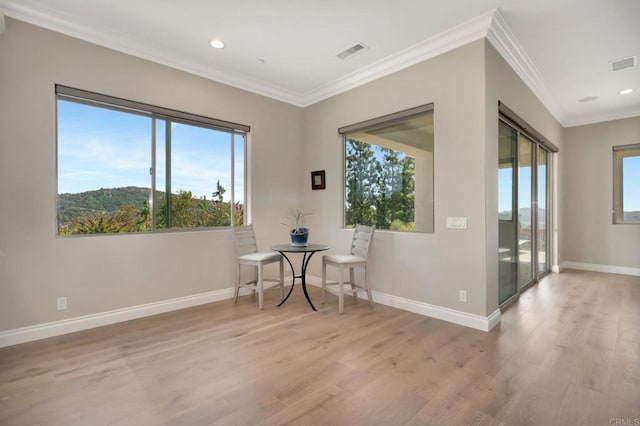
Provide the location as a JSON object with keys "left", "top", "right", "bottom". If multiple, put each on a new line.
{"left": 459, "top": 290, "right": 467, "bottom": 303}
{"left": 57, "top": 297, "right": 67, "bottom": 310}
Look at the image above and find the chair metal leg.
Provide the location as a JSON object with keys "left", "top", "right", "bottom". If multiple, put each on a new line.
{"left": 322, "top": 260, "right": 327, "bottom": 305}
{"left": 234, "top": 263, "right": 241, "bottom": 303}
{"left": 338, "top": 265, "right": 345, "bottom": 314}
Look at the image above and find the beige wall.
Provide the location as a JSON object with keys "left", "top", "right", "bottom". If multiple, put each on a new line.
{"left": 0, "top": 17, "right": 572, "bottom": 333}
{"left": 484, "top": 41, "right": 565, "bottom": 312}
{"left": 0, "top": 19, "right": 304, "bottom": 331}
{"left": 303, "top": 40, "right": 491, "bottom": 316}
{"left": 563, "top": 117, "right": 640, "bottom": 268}
{"left": 302, "top": 40, "right": 565, "bottom": 318}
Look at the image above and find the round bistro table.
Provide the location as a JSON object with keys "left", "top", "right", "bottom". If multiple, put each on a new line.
{"left": 271, "top": 243, "right": 329, "bottom": 311}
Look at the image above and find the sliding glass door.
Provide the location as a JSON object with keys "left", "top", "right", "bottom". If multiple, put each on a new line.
{"left": 498, "top": 122, "right": 518, "bottom": 304}
{"left": 537, "top": 147, "right": 551, "bottom": 278}
{"left": 498, "top": 119, "right": 552, "bottom": 306}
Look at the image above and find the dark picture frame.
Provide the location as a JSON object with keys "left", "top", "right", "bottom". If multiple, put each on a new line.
{"left": 311, "top": 170, "right": 326, "bottom": 190}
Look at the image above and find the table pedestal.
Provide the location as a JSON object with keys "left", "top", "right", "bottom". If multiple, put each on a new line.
{"left": 271, "top": 243, "right": 329, "bottom": 311}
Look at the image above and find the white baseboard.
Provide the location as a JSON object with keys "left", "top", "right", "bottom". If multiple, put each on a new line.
{"left": 0, "top": 287, "right": 245, "bottom": 348}
{"left": 551, "top": 264, "right": 561, "bottom": 273}
{"left": 307, "top": 276, "right": 500, "bottom": 332}
{"left": 372, "top": 292, "right": 500, "bottom": 332}
{"left": 1, "top": 274, "right": 502, "bottom": 348}
{"left": 561, "top": 261, "right": 640, "bottom": 277}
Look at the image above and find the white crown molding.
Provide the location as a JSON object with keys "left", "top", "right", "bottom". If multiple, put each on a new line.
{"left": 486, "top": 10, "right": 567, "bottom": 126}
{"left": 560, "top": 261, "right": 640, "bottom": 277}
{"left": 0, "top": 10, "right": 6, "bottom": 34}
{"left": 5, "top": 2, "right": 631, "bottom": 125}
{"left": 563, "top": 106, "right": 640, "bottom": 127}
{"left": 299, "top": 9, "right": 497, "bottom": 107}
{"left": 2, "top": 1, "right": 496, "bottom": 109}
{"left": 1, "top": 0, "right": 303, "bottom": 106}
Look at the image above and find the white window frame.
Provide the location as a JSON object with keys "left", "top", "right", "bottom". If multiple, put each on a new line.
{"left": 613, "top": 143, "right": 640, "bottom": 224}
{"left": 56, "top": 85, "right": 248, "bottom": 235}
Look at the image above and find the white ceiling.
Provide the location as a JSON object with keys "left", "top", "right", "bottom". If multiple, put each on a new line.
{"left": 2, "top": 0, "right": 639, "bottom": 127}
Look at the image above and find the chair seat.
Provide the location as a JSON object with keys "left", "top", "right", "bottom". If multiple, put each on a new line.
{"left": 239, "top": 252, "right": 281, "bottom": 262}
{"left": 323, "top": 254, "right": 366, "bottom": 265}
{"left": 234, "top": 225, "right": 285, "bottom": 310}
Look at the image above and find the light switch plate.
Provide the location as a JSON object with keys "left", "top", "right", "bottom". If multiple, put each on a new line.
{"left": 446, "top": 217, "right": 468, "bottom": 229}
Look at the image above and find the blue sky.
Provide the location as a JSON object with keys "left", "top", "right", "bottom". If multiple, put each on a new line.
{"left": 498, "top": 165, "right": 544, "bottom": 213}
{"left": 57, "top": 100, "right": 243, "bottom": 202}
{"left": 58, "top": 99, "right": 638, "bottom": 212}
{"left": 498, "top": 167, "right": 535, "bottom": 213}
{"left": 623, "top": 156, "right": 640, "bottom": 211}
{"left": 500, "top": 157, "right": 640, "bottom": 213}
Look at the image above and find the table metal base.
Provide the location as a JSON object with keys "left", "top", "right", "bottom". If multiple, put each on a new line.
{"left": 277, "top": 251, "right": 318, "bottom": 311}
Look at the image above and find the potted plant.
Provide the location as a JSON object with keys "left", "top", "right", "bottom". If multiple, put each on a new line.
{"left": 285, "top": 209, "right": 310, "bottom": 246}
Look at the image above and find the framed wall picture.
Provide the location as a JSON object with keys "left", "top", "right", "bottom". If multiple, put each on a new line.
{"left": 311, "top": 170, "right": 326, "bottom": 190}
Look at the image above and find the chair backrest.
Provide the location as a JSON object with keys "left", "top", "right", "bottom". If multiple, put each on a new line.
{"left": 233, "top": 225, "right": 258, "bottom": 256}
{"left": 350, "top": 224, "right": 376, "bottom": 259}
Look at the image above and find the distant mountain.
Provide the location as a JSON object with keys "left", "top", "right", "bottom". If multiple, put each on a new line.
{"left": 624, "top": 211, "right": 640, "bottom": 222}
{"left": 57, "top": 187, "right": 150, "bottom": 224}
{"left": 498, "top": 208, "right": 546, "bottom": 226}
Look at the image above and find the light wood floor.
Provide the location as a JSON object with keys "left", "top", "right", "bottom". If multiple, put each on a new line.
{"left": 1, "top": 270, "right": 639, "bottom": 425}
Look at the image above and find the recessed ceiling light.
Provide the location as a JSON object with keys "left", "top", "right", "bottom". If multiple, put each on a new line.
{"left": 579, "top": 96, "right": 599, "bottom": 103}
{"left": 209, "top": 39, "right": 225, "bottom": 49}
{"left": 619, "top": 88, "right": 634, "bottom": 95}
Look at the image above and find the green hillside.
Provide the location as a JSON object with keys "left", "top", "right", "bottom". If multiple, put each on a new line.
{"left": 57, "top": 186, "right": 150, "bottom": 224}
{"left": 57, "top": 184, "right": 243, "bottom": 235}
{"left": 624, "top": 211, "right": 640, "bottom": 222}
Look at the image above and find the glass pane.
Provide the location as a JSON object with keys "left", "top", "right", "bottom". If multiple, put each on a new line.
{"left": 344, "top": 113, "right": 434, "bottom": 233}
{"left": 537, "top": 148, "right": 549, "bottom": 275}
{"left": 57, "top": 99, "right": 151, "bottom": 235}
{"left": 518, "top": 135, "right": 534, "bottom": 287}
{"left": 622, "top": 155, "right": 640, "bottom": 222}
{"left": 160, "top": 122, "right": 232, "bottom": 228}
{"left": 233, "top": 134, "right": 245, "bottom": 226}
{"left": 498, "top": 121, "right": 518, "bottom": 304}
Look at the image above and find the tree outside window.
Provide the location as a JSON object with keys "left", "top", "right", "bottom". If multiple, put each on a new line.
{"left": 343, "top": 110, "right": 434, "bottom": 233}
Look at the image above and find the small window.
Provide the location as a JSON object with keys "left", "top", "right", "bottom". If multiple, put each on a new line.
{"left": 56, "top": 86, "right": 247, "bottom": 235}
{"left": 613, "top": 144, "right": 640, "bottom": 224}
{"left": 340, "top": 105, "right": 434, "bottom": 233}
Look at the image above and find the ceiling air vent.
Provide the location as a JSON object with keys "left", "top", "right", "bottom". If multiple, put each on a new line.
{"left": 337, "top": 43, "right": 368, "bottom": 60}
{"left": 610, "top": 56, "right": 636, "bottom": 72}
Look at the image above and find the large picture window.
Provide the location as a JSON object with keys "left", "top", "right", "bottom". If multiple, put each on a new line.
{"left": 339, "top": 105, "right": 434, "bottom": 233}
{"left": 56, "top": 86, "right": 247, "bottom": 236}
{"left": 613, "top": 143, "right": 640, "bottom": 224}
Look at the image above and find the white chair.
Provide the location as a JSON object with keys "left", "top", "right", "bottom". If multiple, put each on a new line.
{"left": 233, "top": 225, "right": 284, "bottom": 309}
{"left": 322, "top": 224, "right": 376, "bottom": 314}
